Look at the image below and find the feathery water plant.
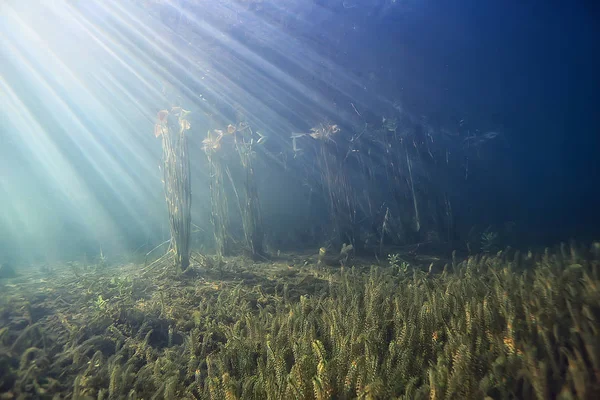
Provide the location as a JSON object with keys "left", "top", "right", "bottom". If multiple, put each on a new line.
{"left": 1, "top": 244, "right": 599, "bottom": 399}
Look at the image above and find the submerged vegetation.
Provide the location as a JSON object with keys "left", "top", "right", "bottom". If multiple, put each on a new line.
{"left": 202, "top": 122, "right": 266, "bottom": 260}
{"left": 0, "top": 2, "right": 596, "bottom": 400}
{"left": 1, "top": 243, "right": 599, "bottom": 399}
{"left": 1, "top": 18, "right": 592, "bottom": 400}
{"left": 154, "top": 107, "right": 193, "bottom": 273}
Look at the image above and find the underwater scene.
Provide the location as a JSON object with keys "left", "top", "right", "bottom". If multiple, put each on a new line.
{"left": 1, "top": 0, "right": 599, "bottom": 399}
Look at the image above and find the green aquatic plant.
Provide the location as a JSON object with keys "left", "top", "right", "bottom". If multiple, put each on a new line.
{"left": 1, "top": 244, "right": 599, "bottom": 399}
{"left": 155, "top": 106, "right": 193, "bottom": 272}
{"left": 110, "top": 276, "right": 132, "bottom": 299}
{"left": 481, "top": 228, "right": 499, "bottom": 253}
{"left": 388, "top": 253, "right": 409, "bottom": 274}
{"left": 232, "top": 122, "right": 265, "bottom": 260}
{"left": 305, "top": 122, "right": 359, "bottom": 247}
{"left": 405, "top": 144, "right": 421, "bottom": 233}
{"left": 204, "top": 121, "right": 267, "bottom": 259}
{"left": 95, "top": 246, "right": 108, "bottom": 270}
{"left": 93, "top": 295, "right": 107, "bottom": 310}
{"left": 193, "top": 245, "right": 600, "bottom": 399}
{"left": 204, "top": 128, "right": 232, "bottom": 258}
{"left": 387, "top": 252, "right": 401, "bottom": 269}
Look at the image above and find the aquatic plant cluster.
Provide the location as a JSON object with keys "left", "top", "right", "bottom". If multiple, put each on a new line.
{"left": 1, "top": 244, "right": 598, "bottom": 399}
{"left": 282, "top": 115, "right": 464, "bottom": 254}
{"left": 154, "top": 104, "right": 477, "bottom": 274}
{"left": 142, "top": 1, "right": 494, "bottom": 266}
{"left": 155, "top": 107, "right": 193, "bottom": 272}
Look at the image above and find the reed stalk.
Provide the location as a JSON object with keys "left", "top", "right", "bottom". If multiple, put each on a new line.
{"left": 156, "top": 107, "right": 192, "bottom": 272}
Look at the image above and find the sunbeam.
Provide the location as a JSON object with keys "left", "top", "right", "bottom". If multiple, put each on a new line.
{"left": 1, "top": 1, "right": 598, "bottom": 398}
{"left": 0, "top": 0, "right": 506, "bottom": 267}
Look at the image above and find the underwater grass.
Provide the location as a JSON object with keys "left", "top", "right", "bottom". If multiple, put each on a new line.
{"left": 0, "top": 244, "right": 598, "bottom": 399}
